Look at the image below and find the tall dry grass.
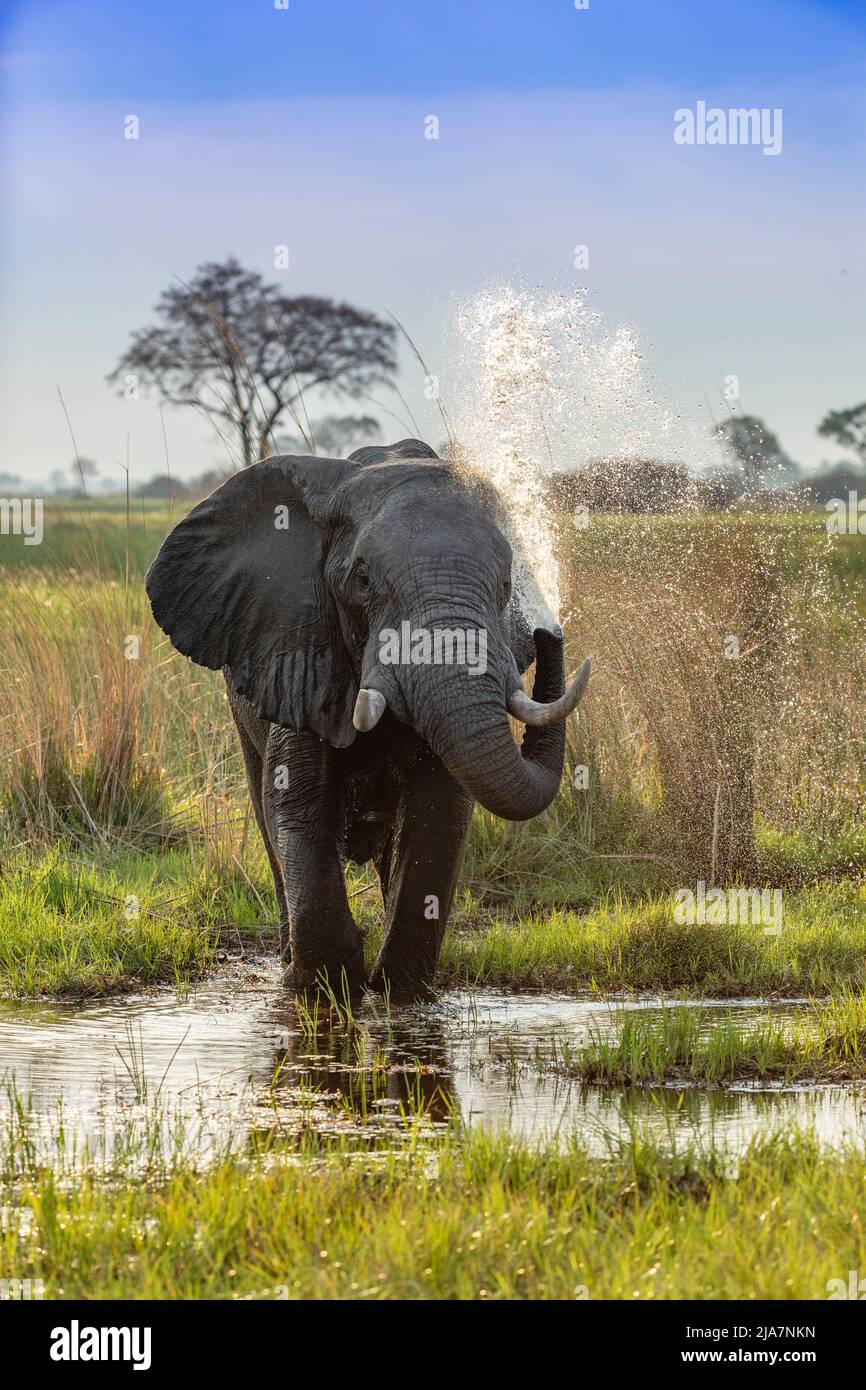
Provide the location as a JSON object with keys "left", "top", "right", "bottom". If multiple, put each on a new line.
{"left": 1, "top": 509, "right": 863, "bottom": 893}
{"left": 559, "top": 512, "right": 866, "bottom": 880}
{"left": 0, "top": 574, "right": 243, "bottom": 854}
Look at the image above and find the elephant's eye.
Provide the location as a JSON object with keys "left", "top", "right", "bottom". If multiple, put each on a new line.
{"left": 353, "top": 564, "right": 373, "bottom": 596}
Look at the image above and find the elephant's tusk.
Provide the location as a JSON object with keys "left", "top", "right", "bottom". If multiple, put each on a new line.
{"left": 353, "top": 688, "right": 388, "bottom": 732}
{"left": 507, "top": 657, "right": 591, "bottom": 727}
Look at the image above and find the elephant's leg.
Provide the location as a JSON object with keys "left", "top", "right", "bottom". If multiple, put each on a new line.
{"left": 370, "top": 752, "right": 473, "bottom": 1000}
{"left": 373, "top": 830, "right": 394, "bottom": 900}
{"left": 266, "top": 729, "right": 365, "bottom": 993}
{"left": 234, "top": 717, "right": 291, "bottom": 961}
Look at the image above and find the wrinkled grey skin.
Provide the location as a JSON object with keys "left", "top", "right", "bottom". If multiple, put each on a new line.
{"left": 146, "top": 440, "right": 568, "bottom": 999}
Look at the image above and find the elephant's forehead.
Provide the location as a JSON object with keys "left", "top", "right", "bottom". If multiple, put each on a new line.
{"left": 340, "top": 458, "right": 455, "bottom": 507}
{"left": 341, "top": 463, "right": 509, "bottom": 557}
{"left": 362, "top": 492, "right": 509, "bottom": 563}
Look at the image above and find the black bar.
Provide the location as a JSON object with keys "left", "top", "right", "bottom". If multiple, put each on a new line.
{"left": 4, "top": 1299, "right": 859, "bottom": 1374}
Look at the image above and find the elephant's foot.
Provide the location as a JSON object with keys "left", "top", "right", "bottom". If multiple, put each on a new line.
{"left": 282, "top": 921, "right": 366, "bottom": 999}
{"left": 369, "top": 950, "right": 438, "bottom": 1004}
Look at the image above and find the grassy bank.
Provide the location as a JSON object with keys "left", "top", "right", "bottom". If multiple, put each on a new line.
{"left": 441, "top": 880, "right": 866, "bottom": 997}
{"left": 2, "top": 844, "right": 865, "bottom": 998}
{"left": 550, "top": 993, "right": 866, "bottom": 1086}
{"left": 1, "top": 1118, "right": 863, "bottom": 1300}
{"left": 0, "top": 847, "right": 269, "bottom": 995}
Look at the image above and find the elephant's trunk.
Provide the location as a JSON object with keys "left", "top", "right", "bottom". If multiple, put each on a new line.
{"left": 411, "top": 627, "right": 571, "bottom": 822}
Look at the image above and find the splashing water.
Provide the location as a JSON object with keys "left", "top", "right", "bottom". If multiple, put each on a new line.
{"left": 450, "top": 289, "right": 565, "bottom": 628}
{"left": 445, "top": 285, "right": 716, "bottom": 624}
{"left": 433, "top": 284, "right": 866, "bottom": 876}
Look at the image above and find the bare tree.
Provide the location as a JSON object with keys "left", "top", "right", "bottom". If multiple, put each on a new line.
{"left": 71, "top": 456, "right": 99, "bottom": 493}
{"left": 108, "top": 258, "right": 397, "bottom": 469}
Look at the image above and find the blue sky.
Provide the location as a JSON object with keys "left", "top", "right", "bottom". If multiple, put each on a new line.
{"left": 1, "top": 0, "right": 864, "bottom": 483}
{"left": 3, "top": 0, "right": 863, "bottom": 100}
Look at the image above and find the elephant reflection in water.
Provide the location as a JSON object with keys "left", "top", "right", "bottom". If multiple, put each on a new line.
{"left": 251, "top": 998, "right": 456, "bottom": 1142}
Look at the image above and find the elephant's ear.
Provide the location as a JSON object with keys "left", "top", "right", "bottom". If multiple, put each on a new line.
{"left": 145, "top": 454, "right": 359, "bottom": 746}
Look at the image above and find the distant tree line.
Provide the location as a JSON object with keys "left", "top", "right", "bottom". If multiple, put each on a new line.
{"left": 26, "top": 256, "right": 865, "bottom": 512}
{"left": 549, "top": 401, "right": 866, "bottom": 515}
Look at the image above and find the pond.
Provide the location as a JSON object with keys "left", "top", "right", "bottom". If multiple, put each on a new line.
{"left": 1, "top": 959, "right": 864, "bottom": 1163}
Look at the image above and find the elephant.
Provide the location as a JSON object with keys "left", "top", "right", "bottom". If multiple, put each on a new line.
{"left": 145, "top": 439, "right": 589, "bottom": 1000}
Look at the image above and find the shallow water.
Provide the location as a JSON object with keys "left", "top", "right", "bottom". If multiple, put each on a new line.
{"left": 1, "top": 960, "right": 864, "bottom": 1162}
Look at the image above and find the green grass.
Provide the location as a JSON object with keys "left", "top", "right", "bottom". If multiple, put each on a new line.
{"left": 0, "top": 846, "right": 272, "bottom": 996}
{"left": 2, "top": 844, "right": 866, "bottom": 999}
{"left": 1, "top": 1112, "right": 864, "bottom": 1300}
{"left": 0, "top": 497, "right": 172, "bottom": 576}
{"left": 441, "top": 881, "right": 866, "bottom": 997}
{"left": 550, "top": 992, "right": 866, "bottom": 1086}
{"left": 756, "top": 820, "right": 866, "bottom": 881}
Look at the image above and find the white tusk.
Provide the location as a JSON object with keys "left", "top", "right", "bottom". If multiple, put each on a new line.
{"left": 353, "top": 688, "right": 387, "bottom": 732}
{"left": 507, "top": 657, "right": 591, "bottom": 727}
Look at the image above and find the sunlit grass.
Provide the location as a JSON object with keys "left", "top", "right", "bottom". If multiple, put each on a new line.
{"left": 440, "top": 881, "right": 866, "bottom": 997}
{"left": 0, "top": 845, "right": 273, "bottom": 996}
{"left": 2, "top": 843, "right": 865, "bottom": 998}
{"left": 548, "top": 991, "right": 866, "bottom": 1085}
{"left": 1, "top": 1107, "right": 863, "bottom": 1300}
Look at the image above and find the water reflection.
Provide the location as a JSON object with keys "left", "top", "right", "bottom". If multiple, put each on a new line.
{"left": 264, "top": 994, "right": 457, "bottom": 1129}
{"left": 0, "top": 959, "right": 863, "bottom": 1162}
